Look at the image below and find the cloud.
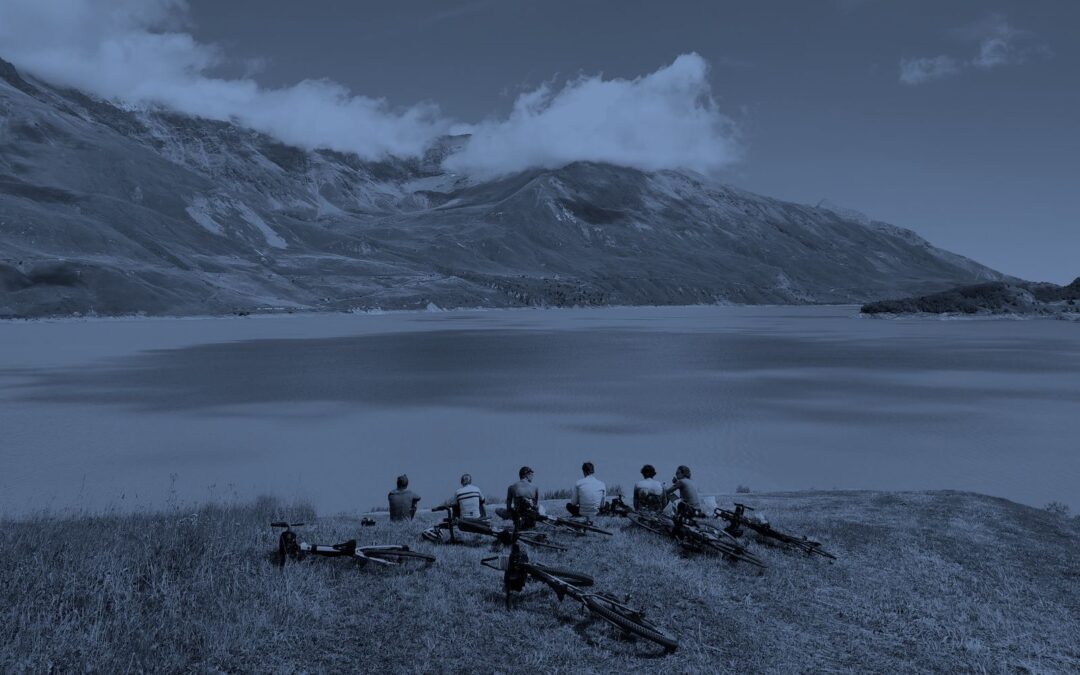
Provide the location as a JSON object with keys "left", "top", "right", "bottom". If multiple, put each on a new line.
{"left": 445, "top": 53, "right": 740, "bottom": 178}
{"left": 0, "top": 2, "right": 741, "bottom": 176}
{"left": 899, "top": 13, "right": 1046, "bottom": 86}
{"left": 966, "top": 14, "right": 1035, "bottom": 69}
{"left": 899, "top": 55, "right": 962, "bottom": 85}
{"left": 0, "top": 0, "right": 450, "bottom": 159}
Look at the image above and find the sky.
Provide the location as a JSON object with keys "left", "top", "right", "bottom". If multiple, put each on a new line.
{"left": 1, "top": 0, "right": 1076, "bottom": 282}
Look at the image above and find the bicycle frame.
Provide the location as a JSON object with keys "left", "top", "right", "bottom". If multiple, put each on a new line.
{"left": 427, "top": 506, "right": 566, "bottom": 550}
{"left": 537, "top": 514, "right": 614, "bottom": 536}
{"left": 273, "top": 522, "right": 405, "bottom": 567}
{"left": 480, "top": 533, "right": 678, "bottom": 653}
{"left": 715, "top": 504, "right": 835, "bottom": 559}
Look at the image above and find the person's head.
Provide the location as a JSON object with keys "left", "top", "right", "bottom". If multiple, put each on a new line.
{"left": 675, "top": 465, "right": 691, "bottom": 480}
{"left": 519, "top": 466, "right": 534, "bottom": 481}
{"left": 641, "top": 464, "right": 656, "bottom": 479}
{"left": 460, "top": 473, "right": 472, "bottom": 487}
{"left": 396, "top": 474, "right": 409, "bottom": 490}
{"left": 581, "top": 461, "right": 594, "bottom": 477}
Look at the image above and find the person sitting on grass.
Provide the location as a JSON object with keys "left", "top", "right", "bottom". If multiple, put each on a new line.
{"left": 633, "top": 464, "right": 666, "bottom": 512}
{"left": 496, "top": 466, "right": 543, "bottom": 528}
{"left": 567, "top": 461, "right": 606, "bottom": 519}
{"left": 449, "top": 473, "right": 486, "bottom": 520}
{"left": 388, "top": 474, "right": 421, "bottom": 521}
{"left": 665, "top": 465, "right": 702, "bottom": 517}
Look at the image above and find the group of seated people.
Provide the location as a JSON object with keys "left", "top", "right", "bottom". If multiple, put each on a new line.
{"left": 386, "top": 461, "right": 702, "bottom": 522}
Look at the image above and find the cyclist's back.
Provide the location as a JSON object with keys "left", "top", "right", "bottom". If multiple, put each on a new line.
{"left": 634, "top": 464, "right": 666, "bottom": 512}
{"left": 665, "top": 465, "right": 702, "bottom": 513}
{"left": 454, "top": 478, "right": 485, "bottom": 519}
{"left": 634, "top": 477, "right": 665, "bottom": 511}
{"left": 498, "top": 466, "right": 542, "bottom": 528}
{"left": 388, "top": 474, "right": 421, "bottom": 521}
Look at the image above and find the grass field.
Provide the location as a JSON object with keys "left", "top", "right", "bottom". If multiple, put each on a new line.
{"left": 2, "top": 491, "right": 1077, "bottom": 673}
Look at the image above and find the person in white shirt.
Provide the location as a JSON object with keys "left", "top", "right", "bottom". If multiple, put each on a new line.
{"left": 451, "top": 473, "right": 486, "bottom": 520}
{"left": 633, "top": 464, "right": 666, "bottom": 512}
{"left": 567, "top": 461, "right": 606, "bottom": 518}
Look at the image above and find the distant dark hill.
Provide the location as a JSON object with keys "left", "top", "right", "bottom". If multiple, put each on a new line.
{"left": 861, "top": 277, "right": 1080, "bottom": 317}
{"left": 0, "top": 57, "right": 1009, "bottom": 318}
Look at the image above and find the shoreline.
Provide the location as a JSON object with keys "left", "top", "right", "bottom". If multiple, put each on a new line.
{"left": 0, "top": 301, "right": 859, "bottom": 325}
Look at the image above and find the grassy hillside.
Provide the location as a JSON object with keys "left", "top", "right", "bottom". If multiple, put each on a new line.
{"left": 2, "top": 491, "right": 1077, "bottom": 673}
{"left": 861, "top": 278, "right": 1080, "bottom": 317}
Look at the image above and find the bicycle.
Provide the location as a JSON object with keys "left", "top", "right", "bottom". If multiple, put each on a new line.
{"left": 494, "top": 499, "right": 614, "bottom": 537}
{"left": 271, "top": 522, "right": 436, "bottom": 568}
{"left": 597, "top": 495, "right": 634, "bottom": 517}
{"left": 537, "top": 513, "right": 614, "bottom": 537}
{"left": 626, "top": 505, "right": 766, "bottom": 569}
{"left": 480, "top": 526, "right": 678, "bottom": 653}
{"left": 715, "top": 503, "right": 836, "bottom": 560}
{"left": 422, "top": 505, "right": 567, "bottom": 551}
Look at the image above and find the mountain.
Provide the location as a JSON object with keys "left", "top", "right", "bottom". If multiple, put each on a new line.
{"left": 0, "top": 58, "right": 1009, "bottom": 318}
{"left": 861, "top": 277, "right": 1080, "bottom": 318}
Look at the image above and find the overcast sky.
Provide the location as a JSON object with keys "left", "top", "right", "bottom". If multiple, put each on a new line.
{"left": 2, "top": 1, "right": 1076, "bottom": 282}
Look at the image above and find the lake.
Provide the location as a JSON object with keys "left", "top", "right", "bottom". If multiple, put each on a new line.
{"left": 1, "top": 305, "right": 1077, "bottom": 516}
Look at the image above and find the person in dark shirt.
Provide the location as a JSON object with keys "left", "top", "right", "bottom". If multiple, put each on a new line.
{"left": 496, "top": 466, "right": 543, "bottom": 527}
{"left": 387, "top": 474, "right": 421, "bottom": 521}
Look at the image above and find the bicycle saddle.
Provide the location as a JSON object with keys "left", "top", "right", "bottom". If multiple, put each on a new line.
{"left": 332, "top": 539, "right": 358, "bottom": 554}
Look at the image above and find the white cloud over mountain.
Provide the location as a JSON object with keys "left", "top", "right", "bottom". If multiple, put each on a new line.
{"left": 445, "top": 53, "right": 740, "bottom": 177}
{"left": 0, "top": 0, "right": 739, "bottom": 176}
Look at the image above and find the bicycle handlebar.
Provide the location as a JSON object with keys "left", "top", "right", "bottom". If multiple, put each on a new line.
{"left": 270, "top": 521, "right": 305, "bottom": 528}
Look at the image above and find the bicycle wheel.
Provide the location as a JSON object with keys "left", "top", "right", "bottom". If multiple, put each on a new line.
{"left": 583, "top": 594, "right": 678, "bottom": 653}
{"left": 626, "top": 513, "right": 670, "bottom": 537}
{"left": 563, "top": 520, "right": 613, "bottom": 536}
{"left": 701, "top": 538, "right": 766, "bottom": 569}
{"left": 518, "top": 533, "right": 568, "bottom": 551}
{"left": 808, "top": 544, "right": 837, "bottom": 560}
{"left": 361, "top": 548, "right": 436, "bottom": 567}
{"left": 529, "top": 563, "right": 594, "bottom": 587}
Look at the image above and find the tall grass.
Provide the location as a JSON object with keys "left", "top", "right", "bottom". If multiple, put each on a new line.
{"left": 2, "top": 491, "right": 1077, "bottom": 673}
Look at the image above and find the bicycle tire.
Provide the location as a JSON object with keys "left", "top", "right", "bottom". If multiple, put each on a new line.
{"left": 518, "top": 533, "right": 568, "bottom": 551}
{"left": 564, "top": 520, "right": 614, "bottom": 536}
{"left": 361, "top": 548, "right": 437, "bottom": 567}
{"left": 530, "top": 564, "right": 594, "bottom": 587}
{"left": 701, "top": 538, "right": 767, "bottom": 569}
{"left": 583, "top": 595, "right": 678, "bottom": 653}
{"left": 626, "top": 513, "right": 670, "bottom": 537}
{"left": 808, "top": 545, "right": 837, "bottom": 560}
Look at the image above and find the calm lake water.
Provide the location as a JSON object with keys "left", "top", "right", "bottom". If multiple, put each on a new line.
{"left": 1, "top": 305, "right": 1077, "bottom": 516}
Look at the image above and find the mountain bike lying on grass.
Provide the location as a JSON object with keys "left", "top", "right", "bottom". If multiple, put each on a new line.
{"left": 495, "top": 503, "right": 615, "bottom": 537}
{"left": 421, "top": 506, "right": 566, "bottom": 551}
{"left": 536, "top": 513, "right": 614, "bottom": 537}
{"left": 272, "top": 522, "right": 436, "bottom": 568}
{"left": 626, "top": 505, "right": 766, "bottom": 570}
{"left": 715, "top": 503, "right": 836, "bottom": 560}
{"left": 480, "top": 526, "right": 678, "bottom": 653}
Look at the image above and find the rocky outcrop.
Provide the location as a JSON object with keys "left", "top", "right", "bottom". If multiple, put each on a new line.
{"left": 861, "top": 278, "right": 1080, "bottom": 317}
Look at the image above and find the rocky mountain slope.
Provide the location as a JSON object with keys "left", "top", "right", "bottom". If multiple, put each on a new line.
{"left": 0, "top": 58, "right": 1008, "bottom": 318}
{"left": 861, "top": 277, "right": 1080, "bottom": 318}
